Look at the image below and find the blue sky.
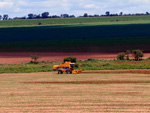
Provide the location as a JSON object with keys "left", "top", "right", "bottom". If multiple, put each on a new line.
{"left": 0, "top": 0, "right": 150, "bottom": 18}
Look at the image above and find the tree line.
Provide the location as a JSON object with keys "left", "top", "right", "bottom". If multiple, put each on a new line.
{"left": 117, "top": 49, "right": 144, "bottom": 61}
{"left": 0, "top": 11, "right": 150, "bottom": 20}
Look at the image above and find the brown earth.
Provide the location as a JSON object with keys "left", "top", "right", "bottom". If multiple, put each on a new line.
{"left": 0, "top": 52, "right": 150, "bottom": 64}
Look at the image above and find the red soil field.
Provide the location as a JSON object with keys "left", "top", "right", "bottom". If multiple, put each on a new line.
{"left": 0, "top": 52, "right": 150, "bottom": 64}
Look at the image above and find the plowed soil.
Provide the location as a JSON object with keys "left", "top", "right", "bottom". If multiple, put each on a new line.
{"left": 0, "top": 52, "right": 150, "bottom": 64}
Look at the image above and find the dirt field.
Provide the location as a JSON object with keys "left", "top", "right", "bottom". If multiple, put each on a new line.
{"left": 0, "top": 52, "right": 150, "bottom": 64}
{"left": 1, "top": 72, "right": 150, "bottom": 113}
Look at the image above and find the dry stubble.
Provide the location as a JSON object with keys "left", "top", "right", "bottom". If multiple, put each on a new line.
{"left": 0, "top": 72, "right": 150, "bottom": 113}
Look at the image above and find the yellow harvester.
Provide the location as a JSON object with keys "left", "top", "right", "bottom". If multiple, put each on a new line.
{"left": 53, "top": 62, "right": 82, "bottom": 74}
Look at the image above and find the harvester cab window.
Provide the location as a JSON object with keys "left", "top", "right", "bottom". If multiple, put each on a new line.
{"left": 70, "top": 64, "right": 74, "bottom": 68}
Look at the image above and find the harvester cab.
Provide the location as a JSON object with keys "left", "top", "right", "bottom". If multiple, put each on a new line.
{"left": 53, "top": 62, "right": 82, "bottom": 74}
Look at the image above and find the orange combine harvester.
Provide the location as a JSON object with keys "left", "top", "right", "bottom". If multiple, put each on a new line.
{"left": 53, "top": 62, "right": 83, "bottom": 74}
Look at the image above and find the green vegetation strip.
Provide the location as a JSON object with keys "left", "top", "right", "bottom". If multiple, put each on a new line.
{"left": 78, "top": 59, "right": 150, "bottom": 70}
{"left": 0, "top": 15, "right": 150, "bottom": 27}
{"left": 0, "top": 59, "right": 150, "bottom": 73}
{"left": 0, "top": 37, "right": 149, "bottom": 48}
{"left": 0, "top": 63, "right": 53, "bottom": 73}
{"left": 0, "top": 23, "right": 150, "bottom": 52}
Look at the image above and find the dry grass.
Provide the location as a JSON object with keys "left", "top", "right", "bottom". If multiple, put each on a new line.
{"left": 0, "top": 72, "right": 150, "bottom": 113}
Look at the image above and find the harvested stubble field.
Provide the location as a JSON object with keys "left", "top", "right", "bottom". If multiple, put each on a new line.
{"left": 1, "top": 72, "right": 150, "bottom": 112}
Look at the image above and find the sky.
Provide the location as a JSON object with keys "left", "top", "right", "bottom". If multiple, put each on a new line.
{"left": 0, "top": 0, "right": 150, "bottom": 18}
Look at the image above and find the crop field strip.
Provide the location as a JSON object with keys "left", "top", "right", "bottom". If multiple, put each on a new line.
{"left": 0, "top": 23, "right": 150, "bottom": 41}
{"left": 0, "top": 15, "right": 150, "bottom": 52}
{"left": 0, "top": 23, "right": 150, "bottom": 52}
{"left": 0, "top": 15, "right": 150, "bottom": 27}
{"left": 1, "top": 72, "right": 150, "bottom": 112}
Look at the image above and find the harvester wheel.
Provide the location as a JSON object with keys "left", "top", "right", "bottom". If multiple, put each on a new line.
{"left": 66, "top": 70, "right": 72, "bottom": 74}
{"left": 58, "top": 70, "right": 63, "bottom": 74}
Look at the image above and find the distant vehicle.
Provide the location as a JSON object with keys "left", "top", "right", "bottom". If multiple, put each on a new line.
{"left": 53, "top": 62, "right": 83, "bottom": 74}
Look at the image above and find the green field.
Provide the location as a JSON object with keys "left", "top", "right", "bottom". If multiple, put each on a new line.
{"left": 1, "top": 72, "right": 150, "bottom": 112}
{"left": 1, "top": 15, "right": 150, "bottom": 27}
{"left": 0, "top": 15, "right": 150, "bottom": 52}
